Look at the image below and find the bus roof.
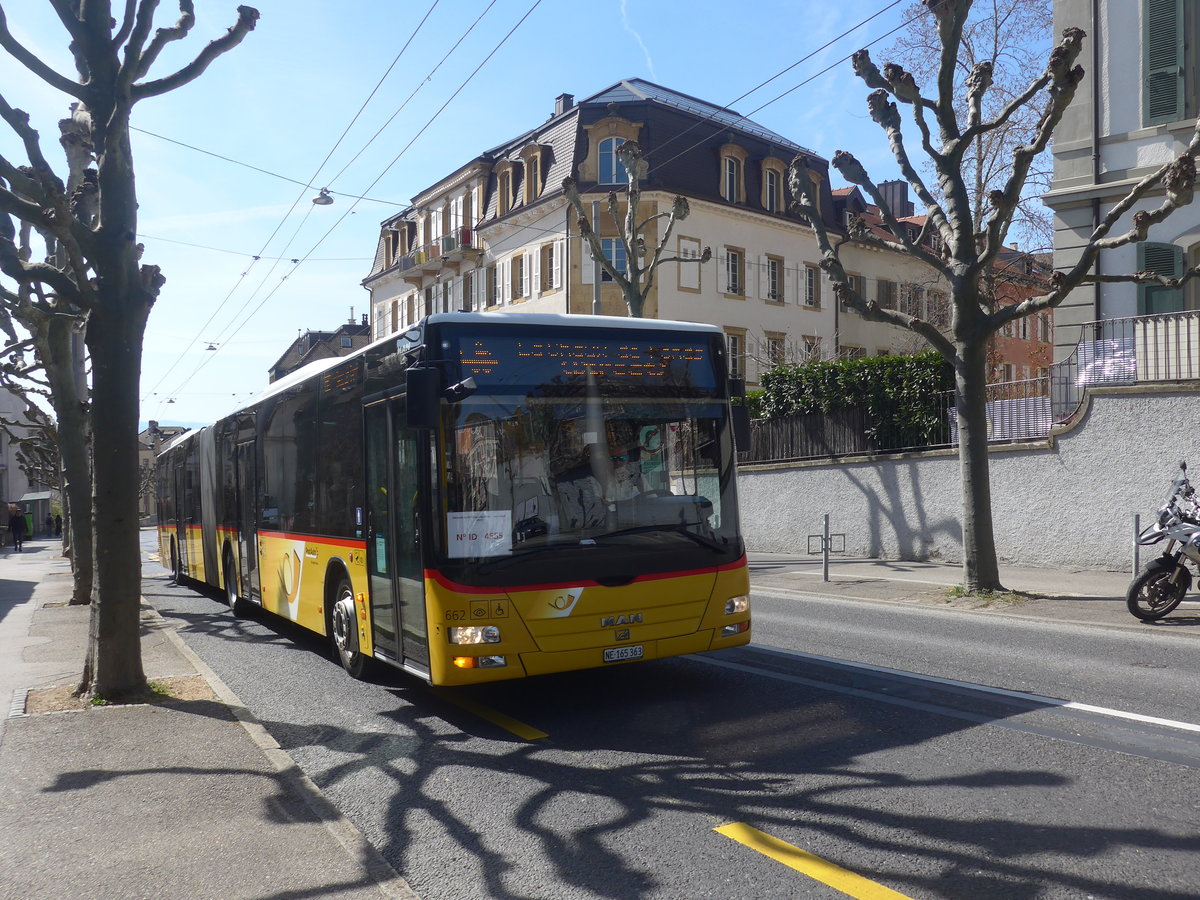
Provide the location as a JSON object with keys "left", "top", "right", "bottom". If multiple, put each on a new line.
{"left": 159, "top": 314, "right": 726, "bottom": 444}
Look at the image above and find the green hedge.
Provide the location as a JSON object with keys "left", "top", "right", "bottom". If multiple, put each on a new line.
{"left": 753, "top": 351, "right": 954, "bottom": 448}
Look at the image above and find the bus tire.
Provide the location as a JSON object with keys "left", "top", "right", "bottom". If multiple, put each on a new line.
{"left": 330, "top": 575, "right": 370, "bottom": 679}
{"left": 224, "top": 547, "right": 248, "bottom": 617}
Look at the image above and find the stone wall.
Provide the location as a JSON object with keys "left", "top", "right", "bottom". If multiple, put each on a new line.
{"left": 737, "top": 386, "right": 1200, "bottom": 572}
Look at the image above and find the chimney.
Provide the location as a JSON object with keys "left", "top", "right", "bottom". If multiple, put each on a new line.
{"left": 361, "top": 313, "right": 368, "bottom": 326}
{"left": 555, "top": 93, "right": 574, "bottom": 116}
{"left": 878, "top": 179, "right": 914, "bottom": 218}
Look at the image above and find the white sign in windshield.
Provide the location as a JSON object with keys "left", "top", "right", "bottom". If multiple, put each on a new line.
{"left": 447, "top": 510, "right": 512, "bottom": 558}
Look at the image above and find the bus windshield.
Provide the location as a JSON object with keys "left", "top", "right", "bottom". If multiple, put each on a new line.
{"left": 430, "top": 323, "right": 741, "bottom": 586}
{"left": 438, "top": 391, "right": 739, "bottom": 581}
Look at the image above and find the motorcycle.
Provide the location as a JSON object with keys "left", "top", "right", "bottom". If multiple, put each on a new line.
{"left": 1128, "top": 461, "right": 1200, "bottom": 621}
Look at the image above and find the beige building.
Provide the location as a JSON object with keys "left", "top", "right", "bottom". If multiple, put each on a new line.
{"left": 363, "top": 79, "right": 961, "bottom": 384}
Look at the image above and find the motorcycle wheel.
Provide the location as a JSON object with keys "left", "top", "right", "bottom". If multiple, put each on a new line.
{"left": 1126, "top": 557, "right": 1190, "bottom": 621}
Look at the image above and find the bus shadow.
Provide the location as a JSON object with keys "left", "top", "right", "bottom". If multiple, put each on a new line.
{"left": 254, "top": 659, "right": 1199, "bottom": 900}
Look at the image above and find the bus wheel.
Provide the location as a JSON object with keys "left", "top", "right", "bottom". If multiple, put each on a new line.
{"left": 330, "top": 576, "right": 369, "bottom": 679}
{"left": 224, "top": 548, "right": 247, "bottom": 617}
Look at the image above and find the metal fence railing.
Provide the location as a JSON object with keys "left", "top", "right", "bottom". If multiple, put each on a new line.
{"left": 741, "top": 309, "right": 1200, "bottom": 464}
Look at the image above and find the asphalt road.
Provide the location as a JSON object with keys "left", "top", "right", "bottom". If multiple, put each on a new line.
{"left": 141, "top": 534, "right": 1200, "bottom": 900}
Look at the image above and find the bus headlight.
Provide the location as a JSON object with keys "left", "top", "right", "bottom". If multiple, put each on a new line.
{"left": 724, "top": 595, "right": 749, "bottom": 615}
{"left": 449, "top": 625, "right": 501, "bottom": 644}
{"left": 453, "top": 655, "right": 507, "bottom": 669}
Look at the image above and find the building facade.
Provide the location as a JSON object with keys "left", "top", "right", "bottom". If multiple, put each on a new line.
{"left": 364, "top": 79, "right": 1045, "bottom": 384}
{"left": 268, "top": 313, "right": 373, "bottom": 383}
{"left": 1046, "top": 0, "right": 1200, "bottom": 359}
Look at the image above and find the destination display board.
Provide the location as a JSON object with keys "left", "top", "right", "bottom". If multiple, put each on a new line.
{"left": 445, "top": 329, "right": 719, "bottom": 394}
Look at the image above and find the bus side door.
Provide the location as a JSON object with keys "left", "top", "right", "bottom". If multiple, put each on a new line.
{"left": 364, "top": 399, "right": 429, "bottom": 673}
{"left": 235, "top": 440, "right": 260, "bottom": 605}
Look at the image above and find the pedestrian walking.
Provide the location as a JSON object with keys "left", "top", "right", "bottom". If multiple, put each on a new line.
{"left": 8, "top": 505, "right": 27, "bottom": 552}
{"left": 55, "top": 514, "right": 62, "bottom": 538}
{"left": 44, "top": 515, "right": 53, "bottom": 538}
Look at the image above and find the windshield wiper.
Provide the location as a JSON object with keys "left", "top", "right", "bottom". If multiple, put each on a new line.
{"left": 598, "top": 523, "right": 727, "bottom": 552}
{"left": 476, "top": 540, "right": 596, "bottom": 573}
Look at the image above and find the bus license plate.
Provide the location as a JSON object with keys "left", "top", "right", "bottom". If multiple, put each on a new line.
{"left": 603, "top": 645, "right": 643, "bottom": 663}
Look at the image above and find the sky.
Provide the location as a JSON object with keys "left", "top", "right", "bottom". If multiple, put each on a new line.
{"left": 0, "top": 0, "right": 1028, "bottom": 429}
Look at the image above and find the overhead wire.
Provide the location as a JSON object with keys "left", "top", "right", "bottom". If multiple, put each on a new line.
{"left": 142, "top": 0, "right": 444, "bottom": 408}
{"left": 160, "top": 0, "right": 547, "bottom": 395}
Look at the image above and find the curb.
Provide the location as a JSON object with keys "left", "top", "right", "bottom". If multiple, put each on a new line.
{"left": 149, "top": 605, "right": 420, "bottom": 900}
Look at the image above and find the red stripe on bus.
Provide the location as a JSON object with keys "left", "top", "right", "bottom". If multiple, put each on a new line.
{"left": 424, "top": 554, "right": 747, "bottom": 595}
{"left": 256, "top": 531, "right": 367, "bottom": 550}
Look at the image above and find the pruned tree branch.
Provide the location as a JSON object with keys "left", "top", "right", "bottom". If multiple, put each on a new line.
{"left": 131, "top": 5, "right": 258, "bottom": 101}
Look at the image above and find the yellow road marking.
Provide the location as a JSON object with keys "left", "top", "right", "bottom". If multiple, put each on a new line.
{"left": 715, "top": 822, "right": 914, "bottom": 900}
{"left": 433, "top": 690, "right": 548, "bottom": 741}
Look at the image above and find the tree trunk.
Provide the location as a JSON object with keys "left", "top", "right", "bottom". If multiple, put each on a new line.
{"left": 45, "top": 319, "right": 93, "bottom": 605}
{"left": 955, "top": 340, "right": 1003, "bottom": 591}
{"left": 78, "top": 297, "right": 149, "bottom": 699}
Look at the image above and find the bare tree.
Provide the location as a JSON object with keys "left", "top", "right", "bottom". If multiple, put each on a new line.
{"left": 0, "top": 1, "right": 258, "bottom": 700}
{"left": 0, "top": 233, "right": 94, "bottom": 604}
{"left": 790, "top": 0, "right": 1200, "bottom": 591}
{"left": 563, "top": 141, "right": 709, "bottom": 318}
{"left": 886, "top": 0, "right": 1054, "bottom": 251}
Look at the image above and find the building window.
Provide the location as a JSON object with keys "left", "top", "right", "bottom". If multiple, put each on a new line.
{"left": 842, "top": 345, "right": 866, "bottom": 360}
{"left": 764, "top": 167, "right": 782, "bottom": 213}
{"left": 804, "top": 265, "right": 820, "bottom": 307}
{"left": 599, "top": 137, "right": 627, "bottom": 184}
{"left": 877, "top": 278, "right": 897, "bottom": 310}
{"left": 726, "top": 332, "right": 744, "bottom": 379}
{"left": 540, "top": 243, "right": 555, "bottom": 292}
{"left": 928, "top": 289, "right": 950, "bottom": 329}
{"left": 723, "top": 157, "right": 740, "bottom": 203}
{"left": 765, "top": 256, "right": 782, "bottom": 301}
{"left": 1144, "top": 0, "right": 1191, "bottom": 125}
{"left": 485, "top": 264, "right": 498, "bottom": 307}
{"left": 801, "top": 335, "right": 821, "bottom": 360}
{"left": 1038, "top": 313, "right": 1051, "bottom": 343}
{"left": 390, "top": 299, "right": 399, "bottom": 334}
{"left": 526, "top": 154, "right": 541, "bottom": 203}
{"left": 600, "top": 238, "right": 627, "bottom": 281}
{"left": 725, "top": 248, "right": 743, "bottom": 295}
{"left": 900, "top": 283, "right": 923, "bottom": 318}
{"left": 765, "top": 334, "right": 785, "bottom": 368}
{"left": 512, "top": 254, "right": 527, "bottom": 300}
{"left": 497, "top": 169, "right": 513, "bottom": 215}
{"left": 843, "top": 274, "right": 864, "bottom": 313}
{"left": 1138, "top": 241, "right": 1185, "bottom": 313}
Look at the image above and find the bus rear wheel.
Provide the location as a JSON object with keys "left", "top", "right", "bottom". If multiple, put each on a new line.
{"left": 330, "top": 576, "right": 369, "bottom": 679}
{"left": 224, "top": 548, "right": 248, "bottom": 617}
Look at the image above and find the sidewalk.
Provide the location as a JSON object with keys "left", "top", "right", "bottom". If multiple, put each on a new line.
{"left": 748, "top": 551, "right": 1200, "bottom": 634}
{"left": 0, "top": 538, "right": 417, "bottom": 900}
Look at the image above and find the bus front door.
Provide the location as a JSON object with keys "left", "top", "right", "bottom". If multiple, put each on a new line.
{"left": 365, "top": 400, "right": 429, "bottom": 673}
{"left": 235, "top": 440, "right": 259, "bottom": 605}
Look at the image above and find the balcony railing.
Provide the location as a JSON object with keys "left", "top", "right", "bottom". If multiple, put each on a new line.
{"left": 393, "top": 227, "right": 475, "bottom": 275}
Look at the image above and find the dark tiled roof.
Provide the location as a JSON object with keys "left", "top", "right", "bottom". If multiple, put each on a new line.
{"left": 581, "top": 79, "right": 816, "bottom": 156}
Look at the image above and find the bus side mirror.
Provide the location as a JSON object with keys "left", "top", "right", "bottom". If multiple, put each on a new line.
{"left": 729, "top": 378, "right": 751, "bottom": 449}
{"left": 405, "top": 367, "right": 441, "bottom": 429}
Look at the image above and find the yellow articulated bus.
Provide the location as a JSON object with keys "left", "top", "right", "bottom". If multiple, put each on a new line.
{"left": 156, "top": 313, "right": 751, "bottom": 685}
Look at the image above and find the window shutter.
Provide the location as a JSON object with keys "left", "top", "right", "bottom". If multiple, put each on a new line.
{"left": 554, "top": 239, "right": 564, "bottom": 289}
{"left": 531, "top": 248, "right": 541, "bottom": 297}
{"left": 580, "top": 239, "right": 593, "bottom": 284}
{"left": 1144, "top": 0, "right": 1185, "bottom": 125}
{"left": 784, "top": 263, "right": 797, "bottom": 304}
{"left": 501, "top": 259, "right": 512, "bottom": 304}
{"left": 1138, "top": 241, "right": 1185, "bottom": 313}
